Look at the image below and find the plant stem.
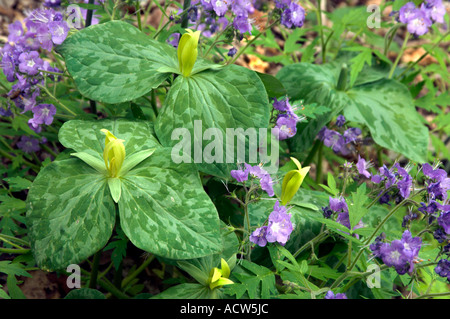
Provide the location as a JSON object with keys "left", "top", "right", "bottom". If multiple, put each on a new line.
{"left": 317, "top": 0, "right": 326, "bottom": 63}
{"left": 37, "top": 84, "right": 77, "bottom": 116}
{"left": 315, "top": 142, "right": 324, "bottom": 184}
{"left": 415, "top": 291, "right": 450, "bottom": 299}
{"left": 85, "top": 0, "right": 96, "bottom": 27}
{"left": 181, "top": 0, "right": 191, "bottom": 28}
{"left": 121, "top": 254, "right": 155, "bottom": 288}
{"left": 0, "top": 247, "right": 30, "bottom": 254}
{"left": 396, "top": 31, "right": 450, "bottom": 80}
{"left": 228, "top": 19, "right": 280, "bottom": 65}
{"left": 89, "top": 251, "right": 101, "bottom": 289}
{"left": 303, "top": 140, "right": 321, "bottom": 166}
{"left": 135, "top": 0, "right": 142, "bottom": 31}
{"left": 292, "top": 231, "right": 329, "bottom": 258}
{"left": 0, "top": 148, "right": 40, "bottom": 172}
{"left": 388, "top": 33, "right": 410, "bottom": 79}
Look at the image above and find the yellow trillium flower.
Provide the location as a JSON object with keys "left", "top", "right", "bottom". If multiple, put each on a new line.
{"left": 101, "top": 129, "right": 125, "bottom": 178}
{"left": 280, "top": 157, "right": 310, "bottom": 206}
{"left": 177, "top": 29, "right": 201, "bottom": 77}
{"left": 208, "top": 258, "right": 234, "bottom": 290}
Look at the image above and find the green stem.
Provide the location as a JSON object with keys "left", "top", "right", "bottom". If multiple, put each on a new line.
{"left": 228, "top": 19, "right": 280, "bottom": 65}
{"left": 396, "top": 31, "right": 450, "bottom": 80}
{"left": 292, "top": 231, "right": 329, "bottom": 258}
{"left": 0, "top": 234, "right": 29, "bottom": 247}
{"left": 181, "top": 0, "right": 191, "bottom": 28}
{"left": 388, "top": 33, "right": 410, "bottom": 79}
{"left": 37, "top": 84, "right": 77, "bottom": 116}
{"left": 89, "top": 251, "right": 101, "bottom": 289}
{"left": 85, "top": 0, "right": 96, "bottom": 27}
{"left": 415, "top": 291, "right": 450, "bottom": 299}
{"left": 315, "top": 142, "right": 324, "bottom": 184}
{"left": 203, "top": 25, "right": 231, "bottom": 57}
{"left": 317, "top": 0, "right": 326, "bottom": 63}
{"left": 0, "top": 247, "right": 30, "bottom": 254}
{"left": 303, "top": 140, "right": 321, "bottom": 166}
{"left": 0, "top": 148, "right": 40, "bottom": 172}
{"left": 40, "top": 143, "right": 59, "bottom": 158}
{"left": 135, "top": 0, "right": 142, "bottom": 31}
{"left": 121, "top": 254, "right": 155, "bottom": 288}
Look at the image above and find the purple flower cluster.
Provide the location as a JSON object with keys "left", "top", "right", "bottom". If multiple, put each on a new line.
{"left": 1, "top": 8, "right": 67, "bottom": 132}
{"left": 370, "top": 230, "right": 422, "bottom": 275}
{"left": 276, "top": 0, "right": 306, "bottom": 29}
{"left": 397, "top": 0, "right": 446, "bottom": 37}
{"left": 16, "top": 135, "right": 41, "bottom": 153}
{"left": 324, "top": 291, "right": 347, "bottom": 299}
{"left": 231, "top": 163, "right": 275, "bottom": 197}
{"left": 434, "top": 259, "right": 450, "bottom": 282}
{"left": 250, "top": 200, "right": 294, "bottom": 246}
{"left": 318, "top": 116, "right": 362, "bottom": 155}
{"left": 369, "top": 162, "right": 414, "bottom": 203}
{"left": 322, "top": 196, "right": 364, "bottom": 233}
{"left": 180, "top": 0, "right": 257, "bottom": 37}
{"left": 272, "top": 97, "right": 301, "bottom": 140}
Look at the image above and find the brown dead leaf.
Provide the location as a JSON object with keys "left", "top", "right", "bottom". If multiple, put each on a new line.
{"left": 402, "top": 47, "right": 437, "bottom": 66}
{"left": 246, "top": 54, "right": 269, "bottom": 73}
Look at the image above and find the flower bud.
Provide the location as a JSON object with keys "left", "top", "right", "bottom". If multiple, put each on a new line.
{"left": 208, "top": 258, "right": 233, "bottom": 290}
{"left": 177, "top": 29, "right": 201, "bottom": 77}
{"left": 101, "top": 129, "right": 125, "bottom": 178}
{"left": 281, "top": 157, "right": 310, "bottom": 205}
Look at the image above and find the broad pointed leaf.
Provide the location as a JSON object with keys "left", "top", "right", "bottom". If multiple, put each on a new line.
{"left": 118, "top": 147, "right": 222, "bottom": 259}
{"left": 57, "top": 20, "right": 178, "bottom": 104}
{"left": 26, "top": 159, "right": 115, "bottom": 271}
{"left": 155, "top": 64, "right": 270, "bottom": 178}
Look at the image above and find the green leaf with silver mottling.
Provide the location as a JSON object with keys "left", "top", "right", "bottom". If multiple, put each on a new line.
{"left": 345, "top": 79, "right": 428, "bottom": 162}
{"left": 26, "top": 158, "right": 115, "bottom": 271}
{"left": 276, "top": 63, "right": 348, "bottom": 154}
{"left": 59, "top": 119, "right": 160, "bottom": 162}
{"left": 151, "top": 283, "right": 215, "bottom": 299}
{"left": 155, "top": 64, "right": 270, "bottom": 179}
{"left": 57, "top": 20, "right": 178, "bottom": 104}
{"left": 120, "top": 148, "right": 156, "bottom": 176}
{"left": 108, "top": 178, "right": 122, "bottom": 203}
{"left": 277, "top": 62, "right": 428, "bottom": 162}
{"left": 65, "top": 288, "right": 106, "bottom": 299}
{"left": 71, "top": 152, "right": 106, "bottom": 174}
{"left": 118, "top": 147, "right": 222, "bottom": 260}
{"left": 177, "top": 221, "right": 239, "bottom": 286}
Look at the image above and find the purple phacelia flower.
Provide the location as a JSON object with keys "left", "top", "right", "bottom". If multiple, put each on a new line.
{"left": 250, "top": 226, "right": 268, "bottom": 247}
{"left": 275, "top": 115, "right": 297, "bottom": 140}
{"left": 434, "top": 259, "right": 450, "bottom": 282}
{"left": 212, "top": 0, "right": 228, "bottom": 16}
{"left": 265, "top": 201, "right": 293, "bottom": 245}
{"left": 18, "top": 51, "right": 43, "bottom": 76}
{"left": 438, "top": 211, "right": 450, "bottom": 234}
{"left": 356, "top": 155, "right": 372, "bottom": 179}
{"left": 17, "top": 136, "right": 40, "bottom": 153}
{"left": 406, "top": 9, "right": 432, "bottom": 37}
{"left": 324, "top": 291, "right": 347, "bottom": 299}
{"left": 399, "top": 2, "right": 416, "bottom": 23}
{"left": 336, "top": 114, "right": 346, "bottom": 127}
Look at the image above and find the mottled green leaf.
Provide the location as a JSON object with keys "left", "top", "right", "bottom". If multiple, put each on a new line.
{"left": 26, "top": 159, "right": 115, "bottom": 271}
{"left": 155, "top": 64, "right": 270, "bottom": 179}
{"left": 277, "top": 62, "right": 428, "bottom": 162}
{"left": 151, "top": 283, "right": 213, "bottom": 299}
{"left": 277, "top": 63, "right": 348, "bottom": 154}
{"left": 65, "top": 288, "right": 106, "bottom": 299}
{"left": 345, "top": 79, "right": 428, "bottom": 162}
{"left": 118, "top": 147, "right": 222, "bottom": 260}
{"left": 57, "top": 20, "right": 177, "bottom": 104}
{"left": 58, "top": 119, "right": 160, "bottom": 162}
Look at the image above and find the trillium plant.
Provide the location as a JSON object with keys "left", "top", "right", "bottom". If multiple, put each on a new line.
{"left": 0, "top": 0, "right": 449, "bottom": 302}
